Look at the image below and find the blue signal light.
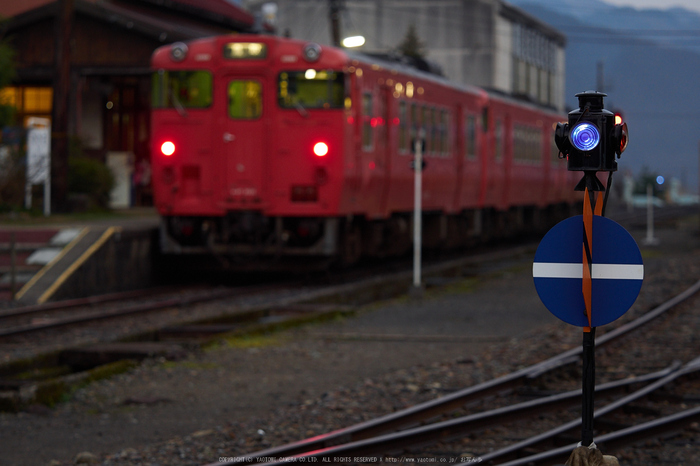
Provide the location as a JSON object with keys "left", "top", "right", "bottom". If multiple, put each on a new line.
{"left": 570, "top": 122, "right": 600, "bottom": 151}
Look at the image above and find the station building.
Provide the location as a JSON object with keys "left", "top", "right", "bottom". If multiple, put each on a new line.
{"left": 243, "top": 0, "right": 567, "bottom": 112}
{"left": 0, "top": 0, "right": 259, "bottom": 208}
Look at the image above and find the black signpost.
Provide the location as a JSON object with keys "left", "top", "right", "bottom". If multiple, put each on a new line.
{"left": 534, "top": 91, "right": 639, "bottom": 456}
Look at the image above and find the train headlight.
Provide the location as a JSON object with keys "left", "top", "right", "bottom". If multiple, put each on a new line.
{"left": 570, "top": 122, "right": 600, "bottom": 152}
{"left": 161, "top": 141, "right": 176, "bottom": 156}
{"left": 313, "top": 142, "right": 329, "bottom": 157}
{"left": 170, "top": 42, "right": 188, "bottom": 62}
{"left": 302, "top": 43, "right": 322, "bottom": 62}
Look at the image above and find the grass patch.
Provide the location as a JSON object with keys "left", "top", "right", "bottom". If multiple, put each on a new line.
{"left": 439, "top": 277, "right": 480, "bottom": 294}
{"left": 220, "top": 334, "right": 283, "bottom": 349}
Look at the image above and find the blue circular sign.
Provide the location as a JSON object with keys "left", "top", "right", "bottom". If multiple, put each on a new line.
{"left": 533, "top": 215, "right": 644, "bottom": 327}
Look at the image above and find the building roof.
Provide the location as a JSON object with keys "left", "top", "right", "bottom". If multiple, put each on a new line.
{"left": 1, "top": 0, "right": 259, "bottom": 40}
{"left": 0, "top": 0, "right": 53, "bottom": 18}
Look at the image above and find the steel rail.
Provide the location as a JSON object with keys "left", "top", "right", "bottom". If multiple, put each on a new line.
{"left": 0, "top": 287, "right": 249, "bottom": 338}
{"left": 235, "top": 365, "right": 683, "bottom": 466}
{"left": 498, "top": 405, "right": 700, "bottom": 466}
{"left": 207, "top": 279, "right": 700, "bottom": 466}
{"left": 0, "top": 286, "right": 181, "bottom": 320}
{"left": 483, "top": 355, "right": 700, "bottom": 464}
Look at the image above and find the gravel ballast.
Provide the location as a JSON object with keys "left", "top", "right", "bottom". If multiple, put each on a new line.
{"left": 1, "top": 219, "right": 698, "bottom": 466}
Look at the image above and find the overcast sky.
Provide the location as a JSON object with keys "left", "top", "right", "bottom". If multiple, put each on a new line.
{"left": 602, "top": 0, "right": 700, "bottom": 14}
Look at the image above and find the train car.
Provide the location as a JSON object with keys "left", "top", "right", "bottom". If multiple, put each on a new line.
{"left": 150, "top": 34, "right": 579, "bottom": 266}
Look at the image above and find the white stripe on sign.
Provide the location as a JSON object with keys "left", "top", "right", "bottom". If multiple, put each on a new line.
{"left": 533, "top": 263, "right": 644, "bottom": 280}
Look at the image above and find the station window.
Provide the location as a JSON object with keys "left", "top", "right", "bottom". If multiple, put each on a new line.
{"left": 228, "top": 80, "right": 262, "bottom": 119}
{"left": 0, "top": 86, "right": 53, "bottom": 126}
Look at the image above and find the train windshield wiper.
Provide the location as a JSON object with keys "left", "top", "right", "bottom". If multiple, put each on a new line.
{"left": 294, "top": 101, "right": 309, "bottom": 118}
{"left": 169, "top": 87, "right": 189, "bottom": 118}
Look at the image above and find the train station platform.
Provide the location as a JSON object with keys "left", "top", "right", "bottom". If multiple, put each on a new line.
{"left": 0, "top": 209, "right": 160, "bottom": 306}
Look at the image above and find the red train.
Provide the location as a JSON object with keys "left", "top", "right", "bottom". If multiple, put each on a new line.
{"left": 150, "top": 34, "right": 580, "bottom": 265}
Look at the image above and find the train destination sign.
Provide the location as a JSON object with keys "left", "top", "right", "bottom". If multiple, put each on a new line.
{"left": 533, "top": 215, "right": 643, "bottom": 327}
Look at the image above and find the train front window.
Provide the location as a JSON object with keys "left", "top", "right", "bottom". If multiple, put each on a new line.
{"left": 152, "top": 70, "right": 212, "bottom": 109}
{"left": 228, "top": 80, "right": 262, "bottom": 119}
{"left": 278, "top": 70, "right": 345, "bottom": 110}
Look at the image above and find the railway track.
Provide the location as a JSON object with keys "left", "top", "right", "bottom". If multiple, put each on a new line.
{"left": 0, "top": 286, "right": 262, "bottom": 338}
{"left": 0, "top": 243, "right": 539, "bottom": 410}
{"left": 208, "top": 278, "right": 700, "bottom": 465}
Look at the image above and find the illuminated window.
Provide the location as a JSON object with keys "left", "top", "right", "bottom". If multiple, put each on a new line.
{"left": 228, "top": 80, "right": 262, "bottom": 119}
{"left": 0, "top": 86, "right": 53, "bottom": 126}
{"left": 223, "top": 42, "right": 267, "bottom": 59}
{"left": 24, "top": 88, "right": 53, "bottom": 112}
{"left": 0, "top": 87, "right": 20, "bottom": 107}
{"left": 277, "top": 71, "right": 345, "bottom": 109}
{"left": 151, "top": 70, "right": 212, "bottom": 109}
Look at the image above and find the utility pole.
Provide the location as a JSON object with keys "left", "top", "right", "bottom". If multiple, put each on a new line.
{"left": 596, "top": 61, "right": 605, "bottom": 93}
{"left": 51, "top": 0, "right": 74, "bottom": 213}
{"left": 329, "top": 0, "right": 343, "bottom": 47}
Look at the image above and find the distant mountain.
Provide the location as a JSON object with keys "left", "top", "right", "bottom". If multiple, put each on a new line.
{"left": 509, "top": 0, "right": 700, "bottom": 192}
{"left": 510, "top": 0, "right": 700, "bottom": 56}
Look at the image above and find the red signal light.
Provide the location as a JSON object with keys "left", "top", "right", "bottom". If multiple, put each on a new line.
{"left": 614, "top": 113, "right": 623, "bottom": 125}
{"left": 313, "top": 142, "right": 329, "bottom": 157}
{"left": 161, "top": 141, "right": 176, "bottom": 156}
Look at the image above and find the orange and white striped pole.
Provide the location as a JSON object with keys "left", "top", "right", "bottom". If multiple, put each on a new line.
{"left": 581, "top": 185, "right": 605, "bottom": 447}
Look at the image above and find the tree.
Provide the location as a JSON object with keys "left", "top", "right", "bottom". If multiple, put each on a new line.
{"left": 397, "top": 24, "right": 426, "bottom": 59}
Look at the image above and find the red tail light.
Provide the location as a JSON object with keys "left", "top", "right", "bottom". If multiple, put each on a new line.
{"left": 313, "top": 142, "right": 329, "bottom": 157}
{"left": 161, "top": 141, "right": 176, "bottom": 156}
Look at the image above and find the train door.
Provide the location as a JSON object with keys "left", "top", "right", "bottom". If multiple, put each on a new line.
{"left": 221, "top": 76, "right": 267, "bottom": 206}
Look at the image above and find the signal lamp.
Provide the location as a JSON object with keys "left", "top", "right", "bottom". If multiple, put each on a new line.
{"left": 313, "top": 142, "right": 329, "bottom": 157}
{"left": 570, "top": 122, "right": 600, "bottom": 151}
{"left": 554, "top": 91, "right": 629, "bottom": 177}
{"left": 161, "top": 141, "right": 176, "bottom": 156}
{"left": 614, "top": 122, "right": 628, "bottom": 155}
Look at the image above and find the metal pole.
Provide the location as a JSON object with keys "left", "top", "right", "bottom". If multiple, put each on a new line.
{"left": 10, "top": 231, "right": 16, "bottom": 300}
{"left": 413, "top": 137, "right": 423, "bottom": 290}
{"left": 51, "top": 0, "right": 74, "bottom": 213}
{"left": 581, "top": 327, "right": 596, "bottom": 446}
{"left": 644, "top": 184, "right": 658, "bottom": 245}
{"left": 329, "top": 0, "right": 343, "bottom": 47}
{"left": 581, "top": 186, "right": 597, "bottom": 447}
